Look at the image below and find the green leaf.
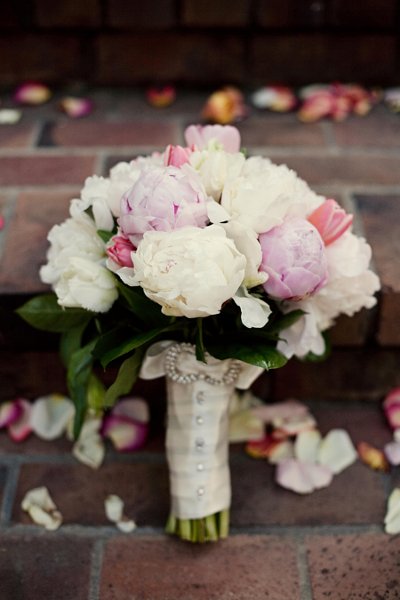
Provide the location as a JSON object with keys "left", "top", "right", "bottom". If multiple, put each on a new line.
{"left": 59, "top": 322, "right": 90, "bottom": 368}
{"left": 104, "top": 348, "right": 145, "bottom": 408}
{"left": 97, "top": 229, "right": 114, "bottom": 244}
{"left": 16, "top": 294, "right": 93, "bottom": 333}
{"left": 96, "top": 323, "right": 181, "bottom": 368}
{"left": 209, "top": 341, "right": 287, "bottom": 371}
{"left": 87, "top": 373, "right": 106, "bottom": 412}
{"left": 116, "top": 281, "right": 169, "bottom": 326}
{"left": 67, "top": 339, "right": 97, "bottom": 438}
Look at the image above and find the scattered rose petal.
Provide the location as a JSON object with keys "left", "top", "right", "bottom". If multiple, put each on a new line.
{"left": 384, "top": 88, "right": 400, "bottom": 113}
{"left": 146, "top": 85, "right": 176, "bottom": 108}
{"left": 383, "top": 388, "right": 400, "bottom": 429}
{"left": 112, "top": 397, "right": 149, "bottom": 423}
{"left": 246, "top": 434, "right": 283, "bottom": 459}
{"left": 105, "top": 494, "right": 136, "bottom": 533}
{"left": 30, "top": 394, "right": 75, "bottom": 440}
{"left": 0, "top": 400, "right": 22, "bottom": 428}
{"left": 0, "top": 109, "right": 22, "bottom": 124}
{"left": 358, "top": 441, "right": 389, "bottom": 472}
{"left": 202, "top": 86, "right": 248, "bottom": 124}
{"left": 394, "top": 429, "right": 400, "bottom": 443}
{"left": 59, "top": 97, "right": 93, "bottom": 118}
{"left": 229, "top": 410, "right": 264, "bottom": 443}
{"left": 294, "top": 430, "right": 322, "bottom": 463}
{"left": 0, "top": 214, "right": 4, "bottom": 230}
{"left": 73, "top": 417, "right": 105, "bottom": 469}
{"left": 13, "top": 82, "right": 51, "bottom": 105}
{"left": 21, "top": 486, "right": 62, "bottom": 530}
{"left": 8, "top": 399, "right": 32, "bottom": 442}
{"left": 318, "top": 429, "right": 357, "bottom": 474}
{"left": 385, "top": 488, "right": 400, "bottom": 534}
{"left": 276, "top": 458, "right": 333, "bottom": 494}
{"left": 251, "top": 86, "right": 296, "bottom": 112}
{"left": 252, "top": 399, "right": 309, "bottom": 424}
{"left": 384, "top": 441, "right": 400, "bottom": 466}
{"left": 268, "top": 440, "right": 295, "bottom": 464}
{"left": 101, "top": 415, "right": 148, "bottom": 452}
{"left": 105, "top": 494, "right": 124, "bottom": 522}
{"left": 273, "top": 413, "right": 317, "bottom": 437}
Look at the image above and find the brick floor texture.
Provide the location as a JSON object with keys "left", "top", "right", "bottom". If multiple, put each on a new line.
{"left": 1, "top": 91, "right": 400, "bottom": 598}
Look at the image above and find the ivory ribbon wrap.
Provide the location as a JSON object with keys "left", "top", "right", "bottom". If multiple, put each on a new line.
{"left": 140, "top": 342, "right": 263, "bottom": 520}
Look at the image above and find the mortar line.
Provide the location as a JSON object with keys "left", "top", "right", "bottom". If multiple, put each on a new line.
{"left": 296, "top": 538, "right": 314, "bottom": 600}
{"left": 88, "top": 539, "right": 104, "bottom": 600}
{"left": 0, "top": 463, "right": 20, "bottom": 527}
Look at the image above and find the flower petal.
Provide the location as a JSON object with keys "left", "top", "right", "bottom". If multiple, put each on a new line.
{"left": 0, "top": 109, "right": 22, "bottom": 124}
{"left": 384, "top": 441, "right": 400, "bottom": 466}
{"left": 30, "top": 394, "right": 75, "bottom": 440}
{"left": 268, "top": 440, "right": 295, "bottom": 464}
{"left": 21, "top": 486, "right": 62, "bottom": 530}
{"left": 276, "top": 458, "right": 333, "bottom": 494}
{"left": 246, "top": 435, "right": 283, "bottom": 459}
{"left": 229, "top": 409, "right": 264, "bottom": 443}
{"left": 318, "top": 429, "right": 357, "bottom": 474}
{"left": 13, "top": 82, "right": 51, "bottom": 105}
{"left": 146, "top": 85, "right": 176, "bottom": 108}
{"left": 112, "top": 397, "right": 149, "bottom": 423}
{"left": 105, "top": 494, "right": 124, "bottom": 522}
{"left": 385, "top": 488, "right": 400, "bottom": 534}
{"left": 233, "top": 286, "right": 272, "bottom": 329}
{"left": 8, "top": 399, "right": 32, "bottom": 442}
{"left": 295, "top": 430, "right": 322, "bottom": 462}
{"left": 101, "top": 415, "right": 148, "bottom": 452}
{"left": 383, "top": 388, "right": 400, "bottom": 429}
{"left": 0, "top": 400, "right": 22, "bottom": 428}
{"left": 273, "top": 414, "right": 317, "bottom": 438}
{"left": 72, "top": 417, "right": 105, "bottom": 469}
{"left": 358, "top": 441, "right": 389, "bottom": 472}
{"left": 59, "top": 97, "right": 94, "bottom": 118}
{"left": 116, "top": 518, "right": 137, "bottom": 533}
{"left": 252, "top": 400, "right": 309, "bottom": 424}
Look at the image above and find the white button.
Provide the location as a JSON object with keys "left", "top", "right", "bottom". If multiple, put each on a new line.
{"left": 195, "top": 438, "right": 204, "bottom": 450}
{"left": 196, "top": 392, "right": 205, "bottom": 405}
{"left": 197, "top": 463, "right": 204, "bottom": 472}
{"left": 197, "top": 486, "right": 205, "bottom": 497}
{"left": 196, "top": 416, "right": 204, "bottom": 425}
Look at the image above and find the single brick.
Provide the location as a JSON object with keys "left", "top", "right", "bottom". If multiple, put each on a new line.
{"left": 34, "top": 0, "right": 101, "bottom": 27}
{"left": 0, "top": 124, "right": 37, "bottom": 149}
{"left": 250, "top": 34, "right": 396, "bottom": 85}
{"left": 42, "top": 120, "right": 179, "bottom": 148}
{"left": 355, "top": 195, "right": 400, "bottom": 345}
{"left": 268, "top": 154, "right": 400, "bottom": 186}
{"left": 107, "top": 0, "right": 176, "bottom": 29}
{"left": 13, "top": 463, "right": 170, "bottom": 526}
{"left": 0, "top": 34, "right": 83, "bottom": 85}
{"left": 0, "top": 156, "right": 96, "bottom": 186}
{"left": 95, "top": 33, "right": 245, "bottom": 84}
{"left": 238, "top": 115, "right": 326, "bottom": 147}
{"left": 0, "top": 191, "right": 75, "bottom": 293}
{"left": 100, "top": 535, "right": 300, "bottom": 599}
{"left": 0, "top": 535, "right": 93, "bottom": 600}
{"left": 181, "top": 0, "right": 250, "bottom": 27}
{"left": 231, "top": 461, "right": 386, "bottom": 527}
{"left": 306, "top": 533, "right": 400, "bottom": 599}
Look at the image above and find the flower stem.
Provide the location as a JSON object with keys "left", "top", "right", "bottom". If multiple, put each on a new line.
{"left": 165, "top": 510, "right": 229, "bottom": 543}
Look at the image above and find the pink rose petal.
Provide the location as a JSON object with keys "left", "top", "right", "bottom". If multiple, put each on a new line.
{"left": 101, "top": 414, "right": 148, "bottom": 452}
{"left": 13, "top": 82, "right": 51, "bottom": 105}
{"left": 59, "top": 97, "right": 94, "bottom": 118}
{"left": 0, "top": 400, "right": 22, "bottom": 428}
{"left": 384, "top": 441, "right": 400, "bottom": 466}
{"left": 383, "top": 388, "right": 400, "bottom": 429}
{"left": 276, "top": 458, "right": 333, "bottom": 494}
{"left": 8, "top": 399, "right": 32, "bottom": 442}
{"left": 112, "top": 397, "right": 149, "bottom": 423}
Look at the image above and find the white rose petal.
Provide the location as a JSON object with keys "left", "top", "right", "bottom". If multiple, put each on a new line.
{"left": 105, "top": 494, "right": 124, "bottom": 522}
{"left": 72, "top": 417, "right": 105, "bottom": 469}
{"left": 295, "top": 430, "right": 322, "bottom": 463}
{"left": 318, "top": 429, "right": 357, "bottom": 474}
{"left": 233, "top": 286, "right": 271, "bottom": 328}
{"left": 30, "top": 394, "right": 75, "bottom": 440}
{"left": 276, "top": 458, "right": 333, "bottom": 494}
{"left": 21, "top": 487, "right": 62, "bottom": 531}
{"left": 384, "top": 488, "right": 400, "bottom": 535}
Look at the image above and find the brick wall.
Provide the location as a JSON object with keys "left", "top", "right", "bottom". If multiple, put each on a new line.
{"left": 1, "top": 0, "right": 399, "bottom": 87}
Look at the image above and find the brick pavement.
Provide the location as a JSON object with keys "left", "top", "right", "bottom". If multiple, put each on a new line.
{"left": 1, "top": 91, "right": 400, "bottom": 598}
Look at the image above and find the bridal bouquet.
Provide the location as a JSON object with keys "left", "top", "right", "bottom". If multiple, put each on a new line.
{"left": 18, "top": 124, "right": 380, "bottom": 542}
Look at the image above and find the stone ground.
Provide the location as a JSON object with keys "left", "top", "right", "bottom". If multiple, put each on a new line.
{"left": 0, "top": 89, "right": 400, "bottom": 599}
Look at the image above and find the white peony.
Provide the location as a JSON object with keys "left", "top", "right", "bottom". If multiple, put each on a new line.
{"left": 119, "top": 225, "right": 246, "bottom": 318}
{"left": 54, "top": 257, "right": 118, "bottom": 313}
{"left": 40, "top": 213, "right": 105, "bottom": 286}
{"left": 189, "top": 149, "right": 245, "bottom": 201}
{"left": 222, "top": 221, "right": 267, "bottom": 288}
{"left": 220, "top": 158, "right": 323, "bottom": 234}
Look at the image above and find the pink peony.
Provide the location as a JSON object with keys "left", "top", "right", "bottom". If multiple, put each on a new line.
{"left": 308, "top": 199, "right": 353, "bottom": 246}
{"left": 184, "top": 124, "right": 241, "bottom": 152}
{"left": 118, "top": 165, "right": 209, "bottom": 245}
{"left": 107, "top": 234, "right": 135, "bottom": 268}
{"left": 164, "top": 144, "right": 193, "bottom": 167}
{"left": 259, "top": 217, "right": 328, "bottom": 300}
